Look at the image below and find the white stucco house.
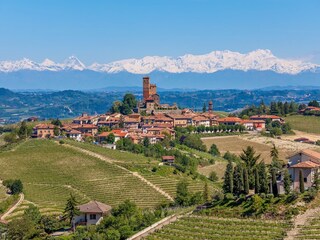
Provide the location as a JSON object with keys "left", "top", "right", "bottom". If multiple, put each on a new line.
{"left": 74, "top": 200, "right": 112, "bottom": 226}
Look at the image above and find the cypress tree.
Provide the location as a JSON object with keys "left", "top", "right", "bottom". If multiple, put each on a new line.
{"left": 243, "top": 167, "right": 249, "bottom": 195}
{"left": 271, "top": 169, "right": 279, "bottom": 197}
{"left": 203, "top": 181, "right": 210, "bottom": 203}
{"left": 233, "top": 164, "right": 244, "bottom": 195}
{"left": 239, "top": 146, "right": 261, "bottom": 189}
{"left": 299, "top": 170, "right": 305, "bottom": 193}
{"left": 258, "top": 162, "right": 269, "bottom": 194}
{"left": 223, "top": 161, "right": 234, "bottom": 194}
{"left": 63, "top": 194, "right": 80, "bottom": 226}
{"left": 254, "top": 168, "right": 260, "bottom": 194}
{"left": 283, "top": 169, "right": 291, "bottom": 195}
{"left": 314, "top": 171, "right": 319, "bottom": 191}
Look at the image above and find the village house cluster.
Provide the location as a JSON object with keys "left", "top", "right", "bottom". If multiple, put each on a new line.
{"left": 32, "top": 77, "right": 285, "bottom": 145}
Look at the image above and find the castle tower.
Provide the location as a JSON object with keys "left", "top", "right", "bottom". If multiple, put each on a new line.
{"left": 208, "top": 100, "right": 213, "bottom": 112}
{"left": 143, "top": 76, "right": 150, "bottom": 101}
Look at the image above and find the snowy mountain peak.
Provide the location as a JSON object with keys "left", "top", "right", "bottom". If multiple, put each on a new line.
{"left": 0, "top": 50, "right": 319, "bottom": 74}
{"left": 63, "top": 56, "right": 86, "bottom": 70}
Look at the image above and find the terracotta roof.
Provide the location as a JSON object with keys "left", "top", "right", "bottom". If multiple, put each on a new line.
{"left": 218, "top": 117, "right": 242, "bottom": 123}
{"left": 34, "top": 123, "right": 56, "bottom": 129}
{"left": 67, "top": 129, "right": 82, "bottom": 134}
{"left": 99, "top": 130, "right": 128, "bottom": 138}
{"left": 290, "top": 161, "right": 320, "bottom": 169}
{"left": 78, "top": 200, "right": 112, "bottom": 213}
{"left": 250, "top": 115, "right": 281, "bottom": 119}
{"left": 162, "top": 156, "right": 175, "bottom": 160}
{"left": 301, "top": 149, "right": 320, "bottom": 161}
{"left": 75, "top": 124, "right": 98, "bottom": 129}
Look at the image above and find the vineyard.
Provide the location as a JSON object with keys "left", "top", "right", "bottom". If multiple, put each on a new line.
{"left": 296, "top": 215, "right": 320, "bottom": 239}
{"left": 66, "top": 140, "right": 218, "bottom": 197}
{"left": 146, "top": 215, "right": 292, "bottom": 240}
{"left": 0, "top": 139, "right": 170, "bottom": 218}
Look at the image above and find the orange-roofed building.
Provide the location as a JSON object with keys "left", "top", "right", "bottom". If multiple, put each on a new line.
{"left": 250, "top": 115, "right": 284, "bottom": 123}
{"left": 33, "top": 124, "right": 56, "bottom": 138}
{"left": 217, "top": 117, "right": 243, "bottom": 126}
{"left": 97, "top": 129, "right": 128, "bottom": 143}
{"left": 288, "top": 149, "right": 320, "bottom": 191}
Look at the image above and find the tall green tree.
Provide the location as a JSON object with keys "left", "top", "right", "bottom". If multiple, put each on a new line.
{"left": 314, "top": 170, "right": 319, "bottom": 190}
{"left": 283, "top": 169, "right": 292, "bottom": 195}
{"left": 240, "top": 146, "right": 260, "bottom": 189}
{"left": 202, "top": 102, "right": 206, "bottom": 113}
{"left": 299, "top": 170, "right": 305, "bottom": 193}
{"left": 209, "top": 144, "right": 220, "bottom": 156}
{"left": 175, "top": 180, "right": 190, "bottom": 206}
{"left": 271, "top": 169, "right": 279, "bottom": 197}
{"left": 63, "top": 194, "right": 80, "bottom": 225}
{"left": 243, "top": 167, "right": 249, "bottom": 195}
{"left": 233, "top": 164, "right": 244, "bottom": 195}
{"left": 254, "top": 168, "right": 260, "bottom": 194}
{"left": 270, "top": 144, "right": 279, "bottom": 160}
{"left": 123, "top": 93, "right": 137, "bottom": 109}
{"left": 223, "top": 161, "right": 234, "bottom": 194}
{"left": 258, "top": 162, "right": 269, "bottom": 194}
{"left": 18, "top": 121, "right": 29, "bottom": 139}
{"left": 203, "top": 181, "right": 210, "bottom": 203}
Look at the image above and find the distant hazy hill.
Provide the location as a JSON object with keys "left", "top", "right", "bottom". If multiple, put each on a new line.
{"left": 2, "top": 87, "right": 320, "bottom": 122}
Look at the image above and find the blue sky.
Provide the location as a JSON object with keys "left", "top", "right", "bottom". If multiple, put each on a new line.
{"left": 0, "top": 0, "right": 320, "bottom": 64}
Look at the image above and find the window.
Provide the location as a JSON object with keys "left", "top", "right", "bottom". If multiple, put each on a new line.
{"left": 304, "top": 177, "right": 307, "bottom": 183}
{"left": 89, "top": 214, "right": 96, "bottom": 220}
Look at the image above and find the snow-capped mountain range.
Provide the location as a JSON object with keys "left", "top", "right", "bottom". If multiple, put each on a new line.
{"left": 0, "top": 49, "right": 319, "bottom": 75}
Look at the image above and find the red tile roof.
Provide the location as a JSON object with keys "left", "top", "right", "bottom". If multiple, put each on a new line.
{"left": 250, "top": 115, "right": 281, "bottom": 119}
{"left": 218, "top": 117, "right": 242, "bottom": 123}
{"left": 78, "top": 201, "right": 112, "bottom": 213}
{"left": 291, "top": 161, "right": 320, "bottom": 169}
{"left": 34, "top": 123, "right": 55, "bottom": 129}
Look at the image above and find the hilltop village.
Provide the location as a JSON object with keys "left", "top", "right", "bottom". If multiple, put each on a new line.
{"left": 31, "top": 77, "right": 280, "bottom": 145}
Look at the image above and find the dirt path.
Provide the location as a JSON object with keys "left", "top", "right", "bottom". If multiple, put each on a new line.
{"left": 0, "top": 193, "right": 24, "bottom": 222}
{"left": 61, "top": 143, "right": 174, "bottom": 202}
{"left": 285, "top": 207, "right": 320, "bottom": 240}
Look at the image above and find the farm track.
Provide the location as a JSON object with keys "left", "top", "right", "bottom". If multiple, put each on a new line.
{"left": 285, "top": 207, "right": 320, "bottom": 240}
{"left": 0, "top": 193, "right": 24, "bottom": 223}
{"left": 61, "top": 143, "right": 174, "bottom": 202}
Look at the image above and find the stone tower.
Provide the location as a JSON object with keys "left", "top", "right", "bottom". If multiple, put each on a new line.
{"left": 143, "top": 76, "right": 150, "bottom": 101}
{"left": 208, "top": 100, "right": 213, "bottom": 112}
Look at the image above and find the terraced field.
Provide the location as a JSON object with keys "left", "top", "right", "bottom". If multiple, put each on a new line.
{"left": 146, "top": 215, "right": 292, "bottom": 240}
{"left": 0, "top": 140, "right": 169, "bottom": 216}
{"left": 141, "top": 172, "right": 217, "bottom": 198}
{"left": 296, "top": 215, "right": 320, "bottom": 239}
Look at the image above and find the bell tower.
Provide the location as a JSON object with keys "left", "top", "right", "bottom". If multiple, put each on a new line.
{"left": 143, "top": 76, "right": 150, "bottom": 101}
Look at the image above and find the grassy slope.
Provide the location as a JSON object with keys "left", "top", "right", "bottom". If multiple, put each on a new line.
{"left": 0, "top": 139, "right": 169, "bottom": 216}
{"left": 285, "top": 115, "right": 320, "bottom": 134}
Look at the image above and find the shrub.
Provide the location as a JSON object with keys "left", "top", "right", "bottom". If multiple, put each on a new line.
{"left": 208, "top": 171, "right": 218, "bottom": 182}
{"left": 224, "top": 193, "right": 235, "bottom": 201}
{"left": 285, "top": 190, "right": 299, "bottom": 203}
{"left": 3, "top": 179, "right": 23, "bottom": 195}
{"left": 59, "top": 140, "right": 65, "bottom": 144}
{"left": 303, "top": 188, "right": 317, "bottom": 203}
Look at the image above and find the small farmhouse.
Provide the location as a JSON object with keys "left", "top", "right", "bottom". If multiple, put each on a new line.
{"left": 74, "top": 200, "right": 112, "bottom": 226}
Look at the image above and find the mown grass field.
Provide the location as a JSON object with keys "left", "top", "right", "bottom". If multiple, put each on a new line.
{"left": 0, "top": 139, "right": 170, "bottom": 217}
{"left": 202, "top": 136, "right": 289, "bottom": 163}
{"left": 285, "top": 115, "right": 320, "bottom": 134}
{"left": 146, "top": 215, "right": 292, "bottom": 240}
